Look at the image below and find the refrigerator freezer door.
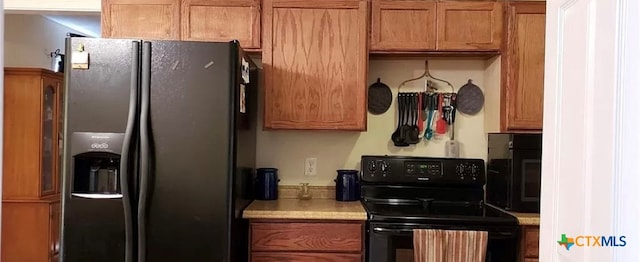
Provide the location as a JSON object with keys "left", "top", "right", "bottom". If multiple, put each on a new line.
{"left": 62, "top": 38, "right": 140, "bottom": 262}
{"left": 144, "top": 41, "right": 236, "bottom": 262}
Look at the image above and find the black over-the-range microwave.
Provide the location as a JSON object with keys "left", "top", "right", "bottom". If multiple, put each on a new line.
{"left": 486, "top": 133, "right": 542, "bottom": 213}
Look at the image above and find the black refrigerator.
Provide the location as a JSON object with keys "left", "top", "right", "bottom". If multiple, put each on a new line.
{"left": 60, "top": 38, "right": 258, "bottom": 262}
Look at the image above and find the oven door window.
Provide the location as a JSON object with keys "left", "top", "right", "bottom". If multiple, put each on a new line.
{"left": 367, "top": 224, "right": 517, "bottom": 262}
{"left": 520, "top": 159, "right": 541, "bottom": 201}
{"left": 369, "top": 226, "right": 414, "bottom": 262}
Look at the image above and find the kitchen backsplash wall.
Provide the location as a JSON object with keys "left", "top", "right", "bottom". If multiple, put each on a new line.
{"left": 255, "top": 58, "right": 500, "bottom": 186}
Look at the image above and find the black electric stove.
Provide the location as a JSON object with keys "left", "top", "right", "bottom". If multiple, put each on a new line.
{"left": 360, "top": 155, "right": 519, "bottom": 262}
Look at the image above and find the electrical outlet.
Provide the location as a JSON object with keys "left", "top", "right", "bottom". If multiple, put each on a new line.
{"left": 305, "top": 157, "right": 317, "bottom": 176}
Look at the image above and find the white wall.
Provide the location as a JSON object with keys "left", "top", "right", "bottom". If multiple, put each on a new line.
{"left": 5, "top": 14, "right": 83, "bottom": 69}
{"left": 4, "top": 0, "right": 100, "bottom": 13}
{"left": 256, "top": 58, "right": 500, "bottom": 185}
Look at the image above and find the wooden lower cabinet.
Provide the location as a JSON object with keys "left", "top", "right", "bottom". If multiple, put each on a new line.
{"left": 250, "top": 220, "right": 365, "bottom": 261}
{"left": 1, "top": 199, "right": 61, "bottom": 262}
{"left": 520, "top": 226, "right": 540, "bottom": 261}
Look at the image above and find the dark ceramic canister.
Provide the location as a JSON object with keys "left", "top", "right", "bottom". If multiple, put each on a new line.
{"left": 335, "top": 169, "right": 360, "bottom": 201}
{"left": 256, "top": 168, "right": 279, "bottom": 200}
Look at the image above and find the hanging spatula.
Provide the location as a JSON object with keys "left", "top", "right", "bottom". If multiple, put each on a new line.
{"left": 445, "top": 94, "right": 460, "bottom": 158}
{"left": 435, "top": 93, "right": 447, "bottom": 134}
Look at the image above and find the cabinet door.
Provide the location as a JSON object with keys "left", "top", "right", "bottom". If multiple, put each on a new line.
{"left": 40, "top": 77, "right": 58, "bottom": 197}
{"left": 181, "top": 0, "right": 261, "bottom": 49}
{"left": 251, "top": 222, "right": 362, "bottom": 252}
{"left": 436, "top": 1, "right": 503, "bottom": 50}
{"left": 49, "top": 202, "right": 61, "bottom": 258}
{"left": 102, "top": 0, "right": 180, "bottom": 40}
{"left": 56, "top": 79, "right": 64, "bottom": 194}
{"left": 371, "top": 0, "right": 436, "bottom": 51}
{"left": 1, "top": 203, "right": 50, "bottom": 262}
{"left": 522, "top": 226, "right": 540, "bottom": 258}
{"left": 503, "top": 2, "right": 545, "bottom": 130}
{"left": 263, "top": 0, "right": 368, "bottom": 130}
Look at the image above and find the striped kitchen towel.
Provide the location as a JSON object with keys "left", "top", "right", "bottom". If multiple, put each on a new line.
{"left": 413, "top": 229, "right": 488, "bottom": 262}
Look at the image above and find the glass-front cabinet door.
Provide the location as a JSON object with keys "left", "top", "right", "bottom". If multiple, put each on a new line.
{"left": 57, "top": 79, "right": 64, "bottom": 194}
{"left": 41, "top": 77, "right": 59, "bottom": 196}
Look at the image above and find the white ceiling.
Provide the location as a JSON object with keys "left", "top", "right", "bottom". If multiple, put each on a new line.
{"left": 42, "top": 14, "right": 101, "bottom": 37}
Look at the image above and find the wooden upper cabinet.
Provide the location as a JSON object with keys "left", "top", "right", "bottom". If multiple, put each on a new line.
{"left": 503, "top": 2, "right": 546, "bottom": 130}
{"left": 371, "top": 0, "right": 437, "bottom": 51}
{"left": 262, "top": 0, "right": 368, "bottom": 130}
{"left": 102, "top": 0, "right": 180, "bottom": 40}
{"left": 3, "top": 68, "right": 63, "bottom": 200}
{"left": 436, "top": 1, "right": 503, "bottom": 50}
{"left": 181, "top": 0, "right": 261, "bottom": 49}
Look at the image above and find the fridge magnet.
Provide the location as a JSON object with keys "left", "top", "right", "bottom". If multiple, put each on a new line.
{"left": 71, "top": 44, "right": 90, "bottom": 69}
{"left": 241, "top": 58, "right": 250, "bottom": 84}
{"left": 240, "top": 84, "right": 246, "bottom": 113}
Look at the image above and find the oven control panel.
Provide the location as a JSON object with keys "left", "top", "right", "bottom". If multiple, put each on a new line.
{"left": 361, "top": 155, "right": 485, "bottom": 185}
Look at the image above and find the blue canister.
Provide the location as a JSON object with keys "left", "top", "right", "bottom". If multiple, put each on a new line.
{"left": 256, "top": 168, "right": 279, "bottom": 200}
{"left": 335, "top": 170, "right": 360, "bottom": 201}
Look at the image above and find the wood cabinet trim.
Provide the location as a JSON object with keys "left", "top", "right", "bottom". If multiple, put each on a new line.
{"left": 4, "top": 68, "right": 63, "bottom": 78}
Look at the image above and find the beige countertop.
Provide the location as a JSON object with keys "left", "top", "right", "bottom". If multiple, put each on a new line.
{"left": 506, "top": 211, "right": 540, "bottom": 226}
{"left": 488, "top": 204, "right": 540, "bottom": 226}
{"left": 242, "top": 198, "right": 367, "bottom": 221}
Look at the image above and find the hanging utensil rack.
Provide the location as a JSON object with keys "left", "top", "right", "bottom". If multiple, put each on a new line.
{"left": 397, "top": 60, "right": 455, "bottom": 93}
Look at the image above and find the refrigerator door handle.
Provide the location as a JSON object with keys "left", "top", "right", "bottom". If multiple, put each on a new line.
{"left": 120, "top": 40, "right": 141, "bottom": 262}
{"left": 138, "top": 41, "right": 152, "bottom": 262}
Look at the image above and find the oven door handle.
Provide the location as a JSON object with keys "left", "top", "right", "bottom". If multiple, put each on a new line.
{"left": 372, "top": 227, "right": 415, "bottom": 234}
{"left": 372, "top": 227, "right": 518, "bottom": 238}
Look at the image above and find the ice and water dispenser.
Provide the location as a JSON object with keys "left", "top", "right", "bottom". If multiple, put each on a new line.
{"left": 70, "top": 133, "right": 125, "bottom": 198}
